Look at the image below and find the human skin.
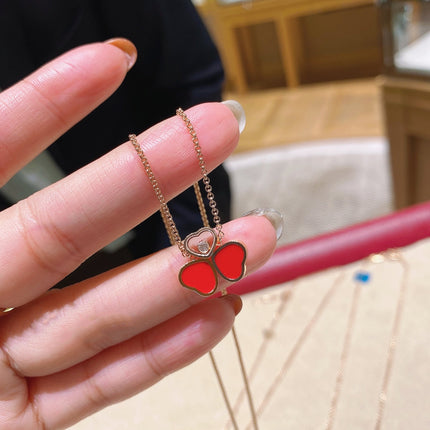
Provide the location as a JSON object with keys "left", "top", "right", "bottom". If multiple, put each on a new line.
{"left": 0, "top": 40, "right": 277, "bottom": 429}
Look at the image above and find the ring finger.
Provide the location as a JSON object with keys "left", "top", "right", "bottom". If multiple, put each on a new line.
{"left": 0, "top": 215, "right": 277, "bottom": 377}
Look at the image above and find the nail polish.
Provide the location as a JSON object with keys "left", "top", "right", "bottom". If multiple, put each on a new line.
{"left": 105, "top": 38, "right": 137, "bottom": 71}
{"left": 220, "top": 294, "right": 243, "bottom": 316}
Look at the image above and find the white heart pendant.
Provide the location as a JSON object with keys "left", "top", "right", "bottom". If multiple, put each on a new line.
{"left": 183, "top": 227, "right": 217, "bottom": 258}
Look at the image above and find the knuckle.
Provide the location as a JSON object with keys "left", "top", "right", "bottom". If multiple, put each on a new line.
{"left": 21, "top": 78, "right": 68, "bottom": 129}
{"left": 27, "top": 380, "right": 47, "bottom": 430}
{"left": 17, "top": 197, "right": 84, "bottom": 276}
{"left": 84, "top": 310, "right": 136, "bottom": 354}
{"left": 83, "top": 364, "right": 111, "bottom": 410}
{"left": 0, "top": 339, "right": 24, "bottom": 379}
{"left": 140, "top": 335, "right": 165, "bottom": 381}
{"left": 0, "top": 344, "right": 47, "bottom": 430}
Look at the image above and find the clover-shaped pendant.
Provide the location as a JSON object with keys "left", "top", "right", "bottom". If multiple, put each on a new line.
{"left": 179, "top": 227, "right": 247, "bottom": 296}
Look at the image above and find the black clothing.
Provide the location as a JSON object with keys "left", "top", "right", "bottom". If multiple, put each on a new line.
{"left": 0, "top": 0, "right": 230, "bottom": 282}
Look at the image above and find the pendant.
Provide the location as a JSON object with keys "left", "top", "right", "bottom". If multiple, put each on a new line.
{"left": 179, "top": 227, "right": 247, "bottom": 296}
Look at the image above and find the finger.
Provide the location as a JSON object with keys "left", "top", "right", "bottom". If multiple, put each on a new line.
{"left": 0, "top": 216, "right": 276, "bottom": 377}
{"left": 5, "top": 296, "right": 239, "bottom": 429}
{"left": 0, "top": 102, "right": 239, "bottom": 307}
{"left": 0, "top": 40, "right": 135, "bottom": 185}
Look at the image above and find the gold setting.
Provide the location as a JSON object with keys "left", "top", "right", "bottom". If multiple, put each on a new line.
{"left": 184, "top": 227, "right": 217, "bottom": 258}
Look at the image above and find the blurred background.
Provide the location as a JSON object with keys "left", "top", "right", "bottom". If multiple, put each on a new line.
{"left": 3, "top": 0, "right": 430, "bottom": 266}
{"left": 191, "top": 0, "right": 430, "bottom": 245}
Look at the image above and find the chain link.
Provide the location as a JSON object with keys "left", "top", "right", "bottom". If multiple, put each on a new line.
{"left": 176, "top": 108, "right": 224, "bottom": 241}
{"left": 129, "top": 107, "right": 224, "bottom": 257}
{"left": 129, "top": 134, "right": 189, "bottom": 257}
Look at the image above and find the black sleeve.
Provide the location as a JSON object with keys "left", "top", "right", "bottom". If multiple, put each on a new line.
{"left": 0, "top": 0, "right": 230, "bottom": 261}
{"left": 0, "top": 0, "right": 224, "bottom": 158}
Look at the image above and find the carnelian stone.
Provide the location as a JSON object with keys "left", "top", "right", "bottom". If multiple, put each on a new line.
{"left": 180, "top": 260, "right": 217, "bottom": 295}
{"left": 213, "top": 242, "right": 246, "bottom": 281}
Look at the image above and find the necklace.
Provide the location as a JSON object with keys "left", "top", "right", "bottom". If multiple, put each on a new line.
{"left": 324, "top": 265, "right": 365, "bottom": 430}
{"left": 129, "top": 108, "right": 258, "bottom": 430}
{"left": 373, "top": 250, "right": 409, "bottom": 429}
{"left": 244, "top": 271, "right": 346, "bottom": 430}
{"left": 225, "top": 284, "right": 294, "bottom": 430}
{"left": 234, "top": 249, "right": 409, "bottom": 429}
{"left": 324, "top": 250, "right": 409, "bottom": 430}
{"left": 130, "top": 110, "right": 246, "bottom": 296}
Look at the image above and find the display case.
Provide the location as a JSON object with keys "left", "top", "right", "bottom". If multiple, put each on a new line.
{"left": 380, "top": 0, "right": 430, "bottom": 78}
{"left": 379, "top": 0, "right": 430, "bottom": 208}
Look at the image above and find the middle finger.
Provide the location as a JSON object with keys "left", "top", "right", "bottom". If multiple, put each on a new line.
{"left": 0, "top": 103, "right": 239, "bottom": 307}
{"left": 0, "top": 215, "right": 276, "bottom": 377}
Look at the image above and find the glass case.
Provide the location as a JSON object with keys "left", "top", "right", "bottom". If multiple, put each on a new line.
{"left": 379, "top": 0, "right": 430, "bottom": 77}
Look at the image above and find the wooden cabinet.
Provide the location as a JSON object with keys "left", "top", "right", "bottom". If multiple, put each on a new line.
{"left": 197, "top": 0, "right": 382, "bottom": 91}
{"left": 378, "top": 1, "right": 430, "bottom": 208}
{"left": 381, "top": 77, "right": 430, "bottom": 208}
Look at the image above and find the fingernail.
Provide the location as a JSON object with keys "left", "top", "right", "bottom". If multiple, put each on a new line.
{"left": 105, "top": 38, "right": 137, "bottom": 71}
{"left": 221, "top": 100, "right": 246, "bottom": 134}
{"left": 220, "top": 294, "right": 243, "bottom": 316}
{"left": 242, "top": 208, "right": 284, "bottom": 240}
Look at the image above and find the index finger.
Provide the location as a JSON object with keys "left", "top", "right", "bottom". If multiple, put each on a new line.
{"left": 0, "top": 40, "right": 134, "bottom": 186}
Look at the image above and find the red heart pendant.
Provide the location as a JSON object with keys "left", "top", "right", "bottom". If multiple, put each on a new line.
{"left": 213, "top": 241, "right": 247, "bottom": 282}
{"left": 179, "top": 260, "right": 218, "bottom": 296}
{"left": 179, "top": 229, "right": 247, "bottom": 296}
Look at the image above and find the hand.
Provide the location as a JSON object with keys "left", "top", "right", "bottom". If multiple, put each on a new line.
{"left": 0, "top": 40, "right": 277, "bottom": 429}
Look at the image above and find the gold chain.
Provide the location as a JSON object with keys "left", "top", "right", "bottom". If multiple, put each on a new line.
{"left": 129, "top": 108, "right": 224, "bottom": 257}
{"left": 374, "top": 250, "right": 409, "bottom": 430}
{"left": 129, "top": 108, "right": 258, "bottom": 430}
{"left": 324, "top": 250, "right": 409, "bottom": 430}
{"left": 234, "top": 250, "right": 408, "bottom": 429}
{"left": 226, "top": 286, "right": 294, "bottom": 429}
{"left": 128, "top": 134, "right": 189, "bottom": 256}
{"left": 176, "top": 108, "right": 224, "bottom": 241}
{"left": 324, "top": 269, "right": 363, "bottom": 430}
{"left": 244, "top": 272, "right": 346, "bottom": 430}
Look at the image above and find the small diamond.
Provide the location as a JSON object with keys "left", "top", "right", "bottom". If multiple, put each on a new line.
{"left": 197, "top": 240, "right": 210, "bottom": 254}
